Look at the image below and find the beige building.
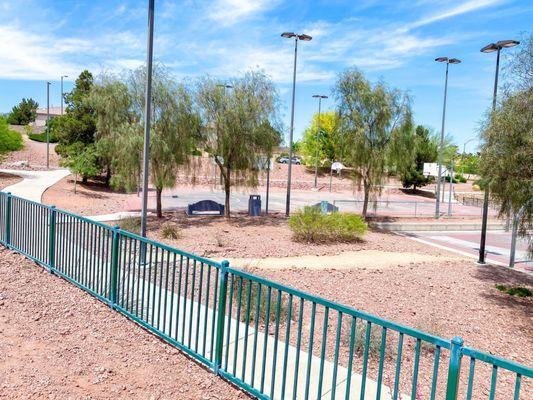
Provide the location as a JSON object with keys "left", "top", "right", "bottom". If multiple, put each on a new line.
{"left": 31, "top": 107, "right": 62, "bottom": 127}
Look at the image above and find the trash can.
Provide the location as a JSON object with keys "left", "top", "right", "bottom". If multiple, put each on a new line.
{"left": 248, "top": 195, "right": 261, "bottom": 216}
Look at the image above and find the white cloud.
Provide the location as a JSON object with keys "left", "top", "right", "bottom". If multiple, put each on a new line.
{"left": 206, "top": 0, "right": 280, "bottom": 26}
{"left": 407, "top": 0, "right": 506, "bottom": 30}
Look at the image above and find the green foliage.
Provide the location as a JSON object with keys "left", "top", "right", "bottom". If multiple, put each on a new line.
{"left": 161, "top": 223, "right": 180, "bottom": 239}
{"left": 59, "top": 142, "right": 100, "bottom": 180}
{"left": 54, "top": 71, "right": 97, "bottom": 160}
{"left": 7, "top": 98, "right": 38, "bottom": 125}
{"left": 400, "top": 125, "right": 438, "bottom": 191}
{"left": 28, "top": 127, "right": 59, "bottom": 143}
{"left": 119, "top": 216, "right": 141, "bottom": 234}
{"left": 495, "top": 284, "right": 532, "bottom": 298}
{"left": 196, "top": 71, "right": 281, "bottom": 217}
{"left": 300, "top": 111, "right": 340, "bottom": 167}
{"left": 289, "top": 206, "right": 367, "bottom": 243}
{"left": 0, "top": 117, "right": 23, "bottom": 154}
{"left": 479, "top": 87, "right": 532, "bottom": 254}
{"left": 456, "top": 153, "right": 479, "bottom": 175}
{"left": 334, "top": 68, "right": 414, "bottom": 217}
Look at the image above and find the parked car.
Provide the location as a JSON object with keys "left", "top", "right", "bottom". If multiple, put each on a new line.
{"left": 278, "top": 157, "right": 301, "bottom": 165}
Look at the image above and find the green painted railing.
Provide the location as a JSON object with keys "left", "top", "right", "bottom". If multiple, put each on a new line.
{"left": 0, "top": 191, "right": 531, "bottom": 399}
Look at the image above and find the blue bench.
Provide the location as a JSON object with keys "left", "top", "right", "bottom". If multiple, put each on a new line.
{"left": 187, "top": 200, "right": 225, "bottom": 216}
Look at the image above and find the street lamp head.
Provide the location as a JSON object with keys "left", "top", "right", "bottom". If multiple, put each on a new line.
{"left": 281, "top": 32, "right": 312, "bottom": 41}
{"left": 281, "top": 32, "right": 296, "bottom": 39}
{"left": 435, "top": 57, "right": 448, "bottom": 62}
{"left": 62, "top": 75, "right": 68, "bottom": 78}
{"left": 313, "top": 94, "right": 328, "bottom": 99}
{"left": 449, "top": 58, "right": 461, "bottom": 64}
{"left": 497, "top": 39, "right": 520, "bottom": 48}
{"left": 481, "top": 40, "right": 520, "bottom": 53}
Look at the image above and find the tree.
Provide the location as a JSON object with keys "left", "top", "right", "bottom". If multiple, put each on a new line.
{"left": 59, "top": 142, "right": 100, "bottom": 193}
{"left": 110, "top": 66, "right": 200, "bottom": 218}
{"left": 89, "top": 76, "right": 135, "bottom": 186}
{"left": 54, "top": 70, "right": 98, "bottom": 184}
{"left": 334, "top": 68, "right": 414, "bottom": 218}
{"left": 400, "top": 125, "right": 438, "bottom": 191}
{"left": 300, "top": 111, "right": 340, "bottom": 168}
{"left": 196, "top": 71, "right": 281, "bottom": 217}
{"left": 479, "top": 87, "right": 532, "bottom": 253}
{"left": 7, "top": 98, "right": 38, "bottom": 125}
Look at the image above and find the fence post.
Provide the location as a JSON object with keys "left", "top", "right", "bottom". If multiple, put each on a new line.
{"left": 48, "top": 206, "right": 56, "bottom": 274}
{"left": 5, "top": 192, "right": 11, "bottom": 248}
{"left": 445, "top": 336, "right": 464, "bottom": 400}
{"left": 109, "top": 225, "right": 120, "bottom": 308}
{"left": 214, "top": 260, "right": 229, "bottom": 375}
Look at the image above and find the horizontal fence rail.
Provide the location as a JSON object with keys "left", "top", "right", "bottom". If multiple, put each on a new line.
{"left": 0, "top": 191, "right": 531, "bottom": 400}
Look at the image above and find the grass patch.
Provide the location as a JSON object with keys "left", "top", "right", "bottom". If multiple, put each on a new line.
{"left": 495, "top": 284, "right": 532, "bottom": 298}
{"left": 289, "top": 206, "right": 367, "bottom": 243}
{"left": 231, "top": 275, "right": 292, "bottom": 325}
{"left": 161, "top": 223, "right": 180, "bottom": 239}
{"left": 119, "top": 216, "right": 141, "bottom": 234}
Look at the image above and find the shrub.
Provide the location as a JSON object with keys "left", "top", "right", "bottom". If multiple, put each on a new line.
{"left": 119, "top": 216, "right": 141, "bottom": 234}
{"left": 289, "top": 206, "right": 367, "bottom": 243}
{"left": 454, "top": 174, "right": 467, "bottom": 183}
{"left": 495, "top": 284, "right": 532, "bottom": 297}
{"left": 28, "top": 131, "right": 59, "bottom": 143}
{"left": 161, "top": 223, "right": 180, "bottom": 239}
{"left": 0, "top": 117, "right": 23, "bottom": 154}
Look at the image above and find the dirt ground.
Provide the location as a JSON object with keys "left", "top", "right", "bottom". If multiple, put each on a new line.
{"left": 0, "top": 248, "right": 250, "bottom": 399}
{"left": 42, "top": 175, "right": 136, "bottom": 216}
{"left": 0, "top": 173, "right": 22, "bottom": 190}
{"left": 0, "top": 129, "right": 60, "bottom": 170}
{"left": 146, "top": 213, "right": 452, "bottom": 259}
{"left": 144, "top": 214, "right": 533, "bottom": 356}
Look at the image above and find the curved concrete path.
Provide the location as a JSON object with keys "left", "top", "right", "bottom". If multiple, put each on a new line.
{"left": 0, "top": 168, "right": 71, "bottom": 203}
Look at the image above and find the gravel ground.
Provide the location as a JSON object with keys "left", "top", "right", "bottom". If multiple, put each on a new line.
{"left": 42, "top": 175, "right": 136, "bottom": 216}
{"left": 146, "top": 213, "right": 448, "bottom": 259}
{"left": 0, "top": 173, "right": 22, "bottom": 190}
{"left": 0, "top": 248, "right": 250, "bottom": 400}
{"left": 0, "top": 132, "right": 60, "bottom": 170}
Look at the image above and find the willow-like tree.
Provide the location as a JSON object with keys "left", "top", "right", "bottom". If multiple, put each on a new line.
{"left": 196, "top": 71, "right": 281, "bottom": 217}
{"left": 335, "top": 68, "right": 414, "bottom": 218}
{"left": 100, "top": 66, "right": 200, "bottom": 218}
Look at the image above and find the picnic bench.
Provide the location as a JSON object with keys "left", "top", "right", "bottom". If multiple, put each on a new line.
{"left": 187, "top": 200, "right": 225, "bottom": 216}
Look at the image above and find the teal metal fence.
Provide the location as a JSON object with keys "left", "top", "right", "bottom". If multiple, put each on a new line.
{"left": 0, "top": 191, "right": 531, "bottom": 399}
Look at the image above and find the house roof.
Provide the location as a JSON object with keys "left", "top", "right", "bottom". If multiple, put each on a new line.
{"left": 36, "top": 107, "right": 62, "bottom": 116}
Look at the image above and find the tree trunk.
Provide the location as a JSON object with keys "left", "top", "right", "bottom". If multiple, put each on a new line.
{"left": 362, "top": 180, "right": 370, "bottom": 219}
{"left": 105, "top": 167, "right": 111, "bottom": 187}
{"left": 156, "top": 187, "right": 163, "bottom": 218}
{"left": 224, "top": 167, "right": 231, "bottom": 218}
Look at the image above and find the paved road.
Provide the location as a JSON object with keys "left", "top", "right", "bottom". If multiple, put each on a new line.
{"left": 150, "top": 187, "right": 495, "bottom": 217}
{"left": 403, "top": 230, "right": 532, "bottom": 273}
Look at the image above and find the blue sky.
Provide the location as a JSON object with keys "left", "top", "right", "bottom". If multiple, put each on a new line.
{"left": 0, "top": 0, "right": 531, "bottom": 152}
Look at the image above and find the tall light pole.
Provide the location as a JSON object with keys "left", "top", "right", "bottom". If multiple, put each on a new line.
{"left": 140, "top": 0, "right": 155, "bottom": 239}
{"left": 281, "top": 32, "right": 312, "bottom": 217}
{"left": 312, "top": 94, "right": 327, "bottom": 188}
{"left": 434, "top": 57, "right": 461, "bottom": 218}
{"left": 60, "top": 75, "right": 68, "bottom": 115}
{"left": 46, "top": 81, "right": 51, "bottom": 169}
{"left": 478, "top": 39, "right": 520, "bottom": 264}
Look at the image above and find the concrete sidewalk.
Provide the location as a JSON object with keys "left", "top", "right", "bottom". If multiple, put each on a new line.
{"left": 0, "top": 169, "right": 70, "bottom": 203}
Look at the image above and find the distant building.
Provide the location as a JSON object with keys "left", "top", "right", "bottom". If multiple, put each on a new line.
{"left": 31, "top": 107, "right": 62, "bottom": 127}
